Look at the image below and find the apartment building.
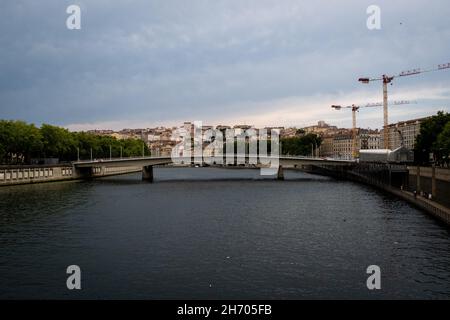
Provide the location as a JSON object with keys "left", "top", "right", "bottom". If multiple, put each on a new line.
{"left": 332, "top": 134, "right": 354, "bottom": 160}
{"left": 380, "top": 117, "right": 427, "bottom": 150}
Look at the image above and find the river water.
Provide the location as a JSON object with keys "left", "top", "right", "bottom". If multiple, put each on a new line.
{"left": 0, "top": 167, "right": 449, "bottom": 299}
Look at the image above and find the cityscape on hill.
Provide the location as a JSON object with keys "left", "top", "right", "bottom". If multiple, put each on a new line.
{"left": 82, "top": 116, "right": 428, "bottom": 160}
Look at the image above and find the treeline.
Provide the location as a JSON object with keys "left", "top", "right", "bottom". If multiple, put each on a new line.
{"left": 0, "top": 120, "right": 150, "bottom": 164}
{"left": 281, "top": 133, "right": 322, "bottom": 156}
{"left": 414, "top": 111, "right": 450, "bottom": 166}
{"left": 226, "top": 133, "right": 322, "bottom": 156}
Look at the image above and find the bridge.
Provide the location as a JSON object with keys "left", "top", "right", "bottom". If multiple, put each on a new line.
{"left": 72, "top": 155, "right": 355, "bottom": 182}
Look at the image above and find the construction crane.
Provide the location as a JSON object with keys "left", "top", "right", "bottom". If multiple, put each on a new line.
{"left": 358, "top": 62, "right": 450, "bottom": 149}
{"left": 331, "top": 100, "right": 415, "bottom": 158}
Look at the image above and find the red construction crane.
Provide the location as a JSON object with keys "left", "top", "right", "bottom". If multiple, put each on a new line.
{"left": 331, "top": 100, "right": 416, "bottom": 158}
{"left": 358, "top": 62, "right": 450, "bottom": 149}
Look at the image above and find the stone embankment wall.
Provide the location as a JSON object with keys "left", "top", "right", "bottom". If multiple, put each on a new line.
{"left": 0, "top": 164, "right": 141, "bottom": 186}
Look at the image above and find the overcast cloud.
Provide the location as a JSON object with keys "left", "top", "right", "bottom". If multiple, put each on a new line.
{"left": 0, "top": 0, "right": 449, "bottom": 130}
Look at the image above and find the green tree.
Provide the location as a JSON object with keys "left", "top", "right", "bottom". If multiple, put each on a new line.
{"left": 119, "top": 138, "right": 150, "bottom": 157}
{"left": 0, "top": 121, "right": 11, "bottom": 163}
{"left": 281, "top": 133, "right": 322, "bottom": 156}
{"left": 414, "top": 111, "right": 450, "bottom": 165}
{"left": 41, "top": 124, "right": 77, "bottom": 161}
{"left": 436, "top": 121, "right": 450, "bottom": 166}
{"left": 73, "top": 132, "right": 149, "bottom": 160}
{"left": 0, "top": 120, "right": 151, "bottom": 164}
{"left": 0, "top": 120, "right": 42, "bottom": 164}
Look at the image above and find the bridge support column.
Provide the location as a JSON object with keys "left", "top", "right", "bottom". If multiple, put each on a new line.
{"left": 142, "top": 165, "right": 154, "bottom": 182}
{"left": 277, "top": 165, "right": 284, "bottom": 181}
{"left": 73, "top": 166, "right": 93, "bottom": 179}
{"left": 416, "top": 166, "right": 421, "bottom": 193}
{"left": 432, "top": 163, "right": 436, "bottom": 198}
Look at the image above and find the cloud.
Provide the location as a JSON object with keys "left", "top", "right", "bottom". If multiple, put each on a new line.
{"left": 65, "top": 83, "right": 450, "bottom": 131}
{"left": 1, "top": 0, "right": 449, "bottom": 129}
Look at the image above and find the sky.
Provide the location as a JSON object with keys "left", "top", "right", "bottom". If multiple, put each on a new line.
{"left": 0, "top": 0, "right": 449, "bottom": 131}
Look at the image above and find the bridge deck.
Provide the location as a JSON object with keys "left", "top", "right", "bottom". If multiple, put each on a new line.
{"left": 72, "top": 155, "right": 355, "bottom": 168}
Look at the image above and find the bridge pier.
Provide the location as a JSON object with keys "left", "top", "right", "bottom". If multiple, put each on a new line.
{"left": 73, "top": 165, "right": 93, "bottom": 179}
{"left": 432, "top": 163, "right": 436, "bottom": 198}
{"left": 416, "top": 166, "right": 421, "bottom": 193}
{"left": 142, "top": 165, "right": 154, "bottom": 182}
{"left": 277, "top": 165, "right": 284, "bottom": 181}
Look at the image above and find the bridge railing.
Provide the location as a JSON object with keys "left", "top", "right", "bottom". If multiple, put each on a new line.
{"left": 72, "top": 154, "right": 355, "bottom": 166}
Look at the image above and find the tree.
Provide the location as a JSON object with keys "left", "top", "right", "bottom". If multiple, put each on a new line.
{"left": 0, "top": 120, "right": 42, "bottom": 164}
{"left": 0, "top": 121, "right": 11, "bottom": 163}
{"left": 281, "top": 133, "right": 322, "bottom": 156}
{"left": 414, "top": 111, "right": 450, "bottom": 165}
{"left": 41, "top": 124, "right": 77, "bottom": 161}
{"left": 436, "top": 121, "right": 450, "bottom": 167}
{"left": 0, "top": 120, "right": 150, "bottom": 164}
{"left": 120, "top": 138, "right": 150, "bottom": 157}
{"left": 73, "top": 132, "right": 149, "bottom": 160}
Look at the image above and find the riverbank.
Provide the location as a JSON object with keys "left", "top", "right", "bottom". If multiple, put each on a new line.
{"left": 347, "top": 170, "right": 450, "bottom": 227}
{"left": 407, "top": 166, "right": 450, "bottom": 208}
{"left": 0, "top": 164, "right": 141, "bottom": 187}
{"left": 0, "top": 163, "right": 257, "bottom": 187}
{"left": 294, "top": 165, "right": 450, "bottom": 227}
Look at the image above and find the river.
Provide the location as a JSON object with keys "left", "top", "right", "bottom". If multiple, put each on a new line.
{"left": 0, "top": 167, "right": 449, "bottom": 299}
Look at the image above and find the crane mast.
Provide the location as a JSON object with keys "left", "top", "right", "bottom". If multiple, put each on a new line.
{"left": 382, "top": 75, "right": 392, "bottom": 148}
{"left": 358, "top": 62, "right": 449, "bottom": 149}
{"left": 351, "top": 105, "right": 358, "bottom": 159}
{"left": 332, "top": 100, "right": 415, "bottom": 159}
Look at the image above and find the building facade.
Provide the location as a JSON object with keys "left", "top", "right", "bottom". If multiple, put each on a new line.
{"left": 332, "top": 134, "right": 354, "bottom": 160}
{"left": 381, "top": 117, "right": 426, "bottom": 150}
{"left": 319, "top": 136, "right": 334, "bottom": 157}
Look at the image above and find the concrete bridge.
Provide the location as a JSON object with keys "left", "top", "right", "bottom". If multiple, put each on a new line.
{"left": 72, "top": 155, "right": 355, "bottom": 182}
